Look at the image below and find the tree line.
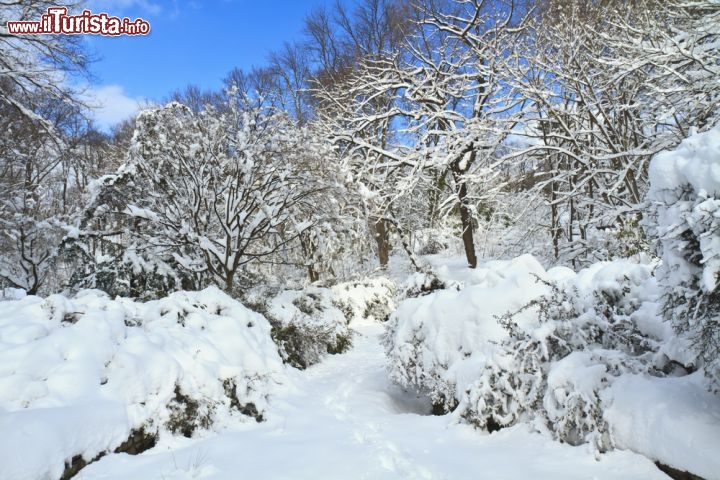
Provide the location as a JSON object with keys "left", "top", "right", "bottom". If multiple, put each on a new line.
{"left": 1, "top": 0, "right": 718, "bottom": 297}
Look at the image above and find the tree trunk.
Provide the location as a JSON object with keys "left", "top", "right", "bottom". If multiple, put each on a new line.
{"left": 457, "top": 181, "right": 477, "bottom": 269}
{"left": 224, "top": 270, "right": 234, "bottom": 293}
{"left": 428, "top": 169, "right": 447, "bottom": 228}
{"left": 299, "top": 234, "right": 320, "bottom": 283}
{"left": 551, "top": 180, "right": 560, "bottom": 259}
{"left": 375, "top": 218, "right": 389, "bottom": 268}
{"left": 307, "top": 265, "right": 319, "bottom": 283}
{"left": 450, "top": 146, "right": 477, "bottom": 269}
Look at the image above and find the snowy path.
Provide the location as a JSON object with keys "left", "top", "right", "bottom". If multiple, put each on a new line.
{"left": 82, "top": 322, "right": 668, "bottom": 480}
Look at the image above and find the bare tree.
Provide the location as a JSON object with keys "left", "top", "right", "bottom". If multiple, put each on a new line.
{"left": 167, "top": 84, "right": 224, "bottom": 114}
{"left": 0, "top": 1, "right": 89, "bottom": 124}
{"left": 312, "top": 0, "right": 532, "bottom": 269}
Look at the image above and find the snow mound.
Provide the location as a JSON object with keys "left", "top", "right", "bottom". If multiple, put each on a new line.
{"left": 385, "top": 254, "right": 720, "bottom": 476}
{"left": 385, "top": 256, "right": 704, "bottom": 451}
{"left": 649, "top": 125, "right": 720, "bottom": 203}
{"left": 604, "top": 373, "right": 720, "bottom": 480}
{"left": 0, "top": 287, "right": 285, "bottom": 480}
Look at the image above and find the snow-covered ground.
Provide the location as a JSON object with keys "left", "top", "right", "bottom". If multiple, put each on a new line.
{"left": 2, "top": 248, "right": 719, "bottom": 479}
{"left": 76, "top": 320, "right": 667, "bottom": 480}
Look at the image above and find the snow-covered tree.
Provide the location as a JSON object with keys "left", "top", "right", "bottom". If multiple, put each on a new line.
{"left": 72, "top": 94, "right": 334, "bottom": 296}
{"left": 312, "top": 0, "right": 533, "bottom": 269}
{"left": 601, "top": 0, "right": 720, "bottom": 137}
{"left": 0, "top": 1, "right": 91, "bottom": 294}
{"left": 508, "top": 0, "right": 719, "bottom": 267}
{"left": 308, "top": 0, "right": 415, "bottom": 269}
{"left": 0, "top": 100, "right": 65, "bottom": 294}
{"left": 0, "top": 1, "right": 88, "bottom": 123}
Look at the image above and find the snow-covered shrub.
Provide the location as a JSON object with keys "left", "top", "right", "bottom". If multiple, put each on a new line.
{"left": 385, "top": 255, "right": 553, "bottom": 415}
{"left": 398, "top": 271, "right": 452, "bottom": 299}
{"left": 646, "top": 125, "right": 720, "bottom": 388}
{"left": 0, "top": 287, "right": 284, "bottom": 480}
{"left": 331, "top": 277, "right": 397, "bottom": 323}
{"left": 165, "top": 385, "right": 216, "bottom": 437}
{"left": 495, "top": 264, "right": 659, "bottom": 449}
{"left": 65, "top": 239, "right": 192, "bottom": 300}
{"left": 386, "top": 255, "right": 662, "bottom": 450}
{"left": 411, "top": 228, "right": 456, "bottom": 256}
{"left": 251, "top": 287, "right": 352, "bottom": 369}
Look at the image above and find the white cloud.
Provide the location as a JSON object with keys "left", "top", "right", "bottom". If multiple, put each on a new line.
{"left": 83, "top": 84, "right": 145, "bottom": 131}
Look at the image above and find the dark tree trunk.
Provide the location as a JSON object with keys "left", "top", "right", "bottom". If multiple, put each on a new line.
{"left": 452, "top": 151, "right": 478, "bottom": 269}
{"left": 307, "top": 265, "right": 319, "bottom": 283}
{"left": 375, "top": 218, "right": 389, "bottom": 268}
{"left": 224, "top": 271, "right": 234, "bottom": 293}
{"left": 551, "top": 180, "right": 560, "bottom": 259}
{"left": 457, "top": 181, "right": 477, "bottom": 269}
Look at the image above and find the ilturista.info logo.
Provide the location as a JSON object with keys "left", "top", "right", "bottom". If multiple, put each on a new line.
{"left": 6, "top": 7, "right": 150, "bottom": 36}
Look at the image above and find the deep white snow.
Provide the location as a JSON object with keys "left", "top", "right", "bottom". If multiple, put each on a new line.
{"left": 604, "top": 373, "right": 720, "bottom": 480}
{"left": 76, "top": 320, "right": 667, "bottom": 480}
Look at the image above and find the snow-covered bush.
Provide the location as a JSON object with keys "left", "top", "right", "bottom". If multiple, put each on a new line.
{"left": 492, "top": 263, "right": 659, "bottom": 450}
{"left": 244, "top": 287, "right": 353, "bottom": 369}
{"left": 0, "top": 287, "right": 284, "bottom": 480}
{"left": 646, "top": 125, "right": 720, "bottom": 388}
{"left": 331, "top": 277, "right": 397, "bottom": 323}
{"left": 397, "top": 271, "right": 450, "bottom": 299}
{"left": 410, "top": 228, "right": 457, "bottom": 256}
{"left": 385, "top": 255, "right": 663, "bottom": 450}
{"left": 385, "top": 255, "right": 553, "bottom": 415}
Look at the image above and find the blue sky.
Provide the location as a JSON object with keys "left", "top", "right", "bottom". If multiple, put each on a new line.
{"left": 82, "top": 0, "right": 347, "bottom": 129}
